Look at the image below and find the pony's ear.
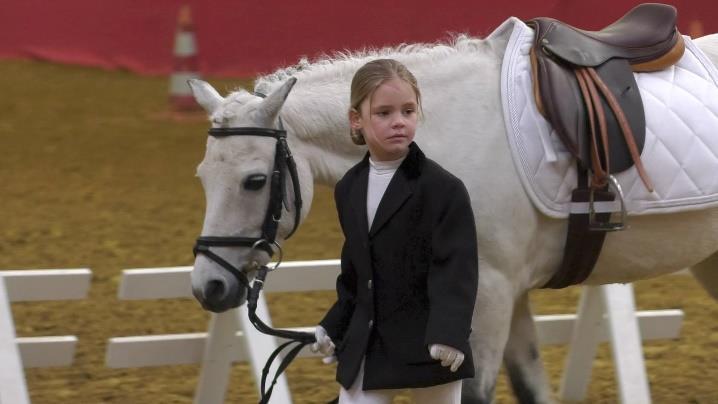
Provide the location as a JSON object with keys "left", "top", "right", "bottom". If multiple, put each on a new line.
{"left": 257, "top": 77, "right": 297, "bottom": 123}
{"left": 188, "top": 79, "right": 223, "bottom": 114}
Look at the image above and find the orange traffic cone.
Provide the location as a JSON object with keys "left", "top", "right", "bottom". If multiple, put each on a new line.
{"left": 169, "top": 4, "right": 201, "bottom": 112}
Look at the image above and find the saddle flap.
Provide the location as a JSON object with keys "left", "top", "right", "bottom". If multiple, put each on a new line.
{"left": 533, "top": 49, "right": 584, "bottom": 160}
{"left": 591, "top": 59, "right": 646, "bottom": 173}
{"left": 533, "top": 53, "right": 646, "bottom": 174}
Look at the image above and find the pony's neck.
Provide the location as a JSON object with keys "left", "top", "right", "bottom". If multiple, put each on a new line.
{"left": 281, "top": 82, "right": 365, "bottom": 186}
{"left": 256, "top": 34, "right": 501, "bottom": 186}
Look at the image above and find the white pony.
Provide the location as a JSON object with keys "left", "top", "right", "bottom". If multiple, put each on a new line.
{"left": 188, "top": 19, "right": 718, "bottom": 403}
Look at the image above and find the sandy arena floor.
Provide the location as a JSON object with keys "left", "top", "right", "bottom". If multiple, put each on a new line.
{"left": 1, "top": 60, "right": 716, "bottom": 403}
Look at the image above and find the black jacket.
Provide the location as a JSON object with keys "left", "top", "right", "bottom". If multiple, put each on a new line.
{"left": 320, "top": 142, "right": 478, "bottom": 390}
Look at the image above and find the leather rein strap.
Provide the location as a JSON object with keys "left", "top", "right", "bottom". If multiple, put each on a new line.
{"left": 574, "top": 67, "right": 654, "bottom": 191}
{"left": 248, "top": 266, "right": 317, "bottom": 404}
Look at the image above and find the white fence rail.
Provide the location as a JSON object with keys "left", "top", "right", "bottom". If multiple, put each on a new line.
{"left": 105, "top": 261, "right": 683, "bottom": 404}
{"left": 0, "top": 269, "right": 92, "bottom": 404}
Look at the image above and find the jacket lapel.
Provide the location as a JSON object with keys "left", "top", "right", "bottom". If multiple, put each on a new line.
{"left": 349, "top": 142, "right": 424, "bottom": 239}
{"left": 369, "top": 168, "right": 413, "bottom": 238}
{"left": 349, "top": 158, "right": 370, "bottom": 238}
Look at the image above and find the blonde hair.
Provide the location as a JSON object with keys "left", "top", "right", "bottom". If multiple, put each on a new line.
{"left": 349, "top": 59, "right": 422, "bottom": 145}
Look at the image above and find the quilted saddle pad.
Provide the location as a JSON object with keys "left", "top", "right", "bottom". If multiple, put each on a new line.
{"left": 494, "top": 17, "right": 718, "bottom": 219}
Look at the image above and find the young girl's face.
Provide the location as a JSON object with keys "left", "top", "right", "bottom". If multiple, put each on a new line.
{"left": 350, "top": 78, "right": 418, "bottom": 161}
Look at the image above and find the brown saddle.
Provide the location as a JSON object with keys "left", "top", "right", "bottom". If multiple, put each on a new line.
{"left": 527, "top": 3, "right": 684, "bottom": 192}
{"left": 530, "top": 4, "right": 686, "bottom": 289}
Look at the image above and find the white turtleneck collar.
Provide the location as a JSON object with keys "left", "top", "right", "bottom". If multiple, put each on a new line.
{"left": 369, "top": 155, "right": 406, "bottom": 173}
{"left": 367, "top": 154, "right": 406, "bottom": 229}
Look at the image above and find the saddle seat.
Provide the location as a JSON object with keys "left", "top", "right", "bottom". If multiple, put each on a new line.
{"left": 536, "top": 3, "right": 684, "bottom": 70}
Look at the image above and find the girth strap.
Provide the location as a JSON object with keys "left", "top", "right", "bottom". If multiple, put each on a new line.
{"left": 543, "top": 168, "right": 615, "bottom": 289}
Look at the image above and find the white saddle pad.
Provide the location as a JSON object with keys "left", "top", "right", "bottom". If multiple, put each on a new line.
{"left": 494, "top": 18, "right": 718, "bottom": 219}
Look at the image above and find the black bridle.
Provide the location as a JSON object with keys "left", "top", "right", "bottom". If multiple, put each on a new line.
{"left": 193, "top": 122, "right": 303, "bottom": 290}
{"left": 192, "top": 119, "right": 318, "bottom": 403}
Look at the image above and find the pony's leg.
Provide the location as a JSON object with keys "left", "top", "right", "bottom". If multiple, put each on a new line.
{"left": 690, "top": 251, "right": 718, "bottom": 301}
{"left": 461, "top": 268, "right": 515, "bottom": 404}
{"left": 689, "top": 37, "right": 718, "bottom": 300}
{"left": 502, "top": 292, "right": 553, "bottom": 404}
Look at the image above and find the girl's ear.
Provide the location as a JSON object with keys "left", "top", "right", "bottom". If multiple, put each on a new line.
{"left": 348, "top": 108, "right": 362, "bottom": 130}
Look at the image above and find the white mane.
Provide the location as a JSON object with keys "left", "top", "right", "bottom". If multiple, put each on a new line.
{"left": 216, "top": 33, "right": 498, "bottom": 183}
{"left": 253, "top": 34, "right": 489, "bottom": 94}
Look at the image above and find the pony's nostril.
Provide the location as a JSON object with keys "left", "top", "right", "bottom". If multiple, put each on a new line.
{"left": 205, "top": 280, "right": 227, "bottom": 302}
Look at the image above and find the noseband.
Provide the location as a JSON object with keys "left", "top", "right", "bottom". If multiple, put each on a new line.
{"left": 192, "top": 119, "right": 303, "bottom": 290}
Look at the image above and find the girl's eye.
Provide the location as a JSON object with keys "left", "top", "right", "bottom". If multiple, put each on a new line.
{"left": 244, "top": 174, "right": 267, "bottom": 190}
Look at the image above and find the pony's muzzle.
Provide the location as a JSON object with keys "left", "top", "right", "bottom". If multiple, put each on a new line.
{"left": 191, "top": 257, "right": 248, "bottom": 312}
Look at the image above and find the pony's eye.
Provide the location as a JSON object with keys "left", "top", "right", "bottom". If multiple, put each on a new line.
{"left": 244, "top": 174, "right": 267, "bottom": 190}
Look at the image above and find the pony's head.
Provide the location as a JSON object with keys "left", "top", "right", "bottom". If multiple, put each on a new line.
{"left": 188, "top": 78, "right": 311, "bottom": 312}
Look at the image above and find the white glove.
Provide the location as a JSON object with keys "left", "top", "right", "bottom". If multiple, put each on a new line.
{"left": 429, "top": 344, "right": 464, "bottom": 372}
{"left": 311, "top": 325, "right": 337, "bottom": 364}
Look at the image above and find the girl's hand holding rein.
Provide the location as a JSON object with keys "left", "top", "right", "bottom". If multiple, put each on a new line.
{"left": 312, "top": 325, "right": 337, "bottom": 364}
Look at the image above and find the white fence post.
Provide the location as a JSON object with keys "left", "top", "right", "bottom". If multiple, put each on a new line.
{"left": 192, "top": 301, "right": 293, "bottom": 404}
{"left": 0, "top": 275, "right": 30, "bottom": 404}
{"left": 602, "top": 283, "right": 652, "bottom": 404}
{"left": 560, "top": 284, "right": 656, "bottom": 403}
{"left": 559, "top": 285, "right": 605, "bottom": 401}
{"left": 0, "top": 269, "right": 92, "bottom": 404}
{"left": 194, "top": 310, "right": 240, "bottom": 404}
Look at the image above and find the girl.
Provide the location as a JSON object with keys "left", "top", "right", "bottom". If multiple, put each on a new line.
{"left": 313, "top": 58, "right": 478, "bottom": 404}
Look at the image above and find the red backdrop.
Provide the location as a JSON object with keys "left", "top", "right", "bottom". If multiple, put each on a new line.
{"left": 1, "top": 0, "right": 715, "bottom": 77}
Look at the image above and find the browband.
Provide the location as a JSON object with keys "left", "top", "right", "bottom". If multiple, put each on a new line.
{"left": 208, "top": 127, "right": 286, "bottom": 138}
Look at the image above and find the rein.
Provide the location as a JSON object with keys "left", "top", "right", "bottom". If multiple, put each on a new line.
{"left": 192, "top": 118, "right": 317, "bottom": 403}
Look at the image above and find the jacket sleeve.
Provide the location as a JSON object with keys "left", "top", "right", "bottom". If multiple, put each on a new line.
{"left": 424, "top": 178, "right": 478, "bottom": 352}
{"left": 318, "top": 183, "right": 357, "bottom": 342}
